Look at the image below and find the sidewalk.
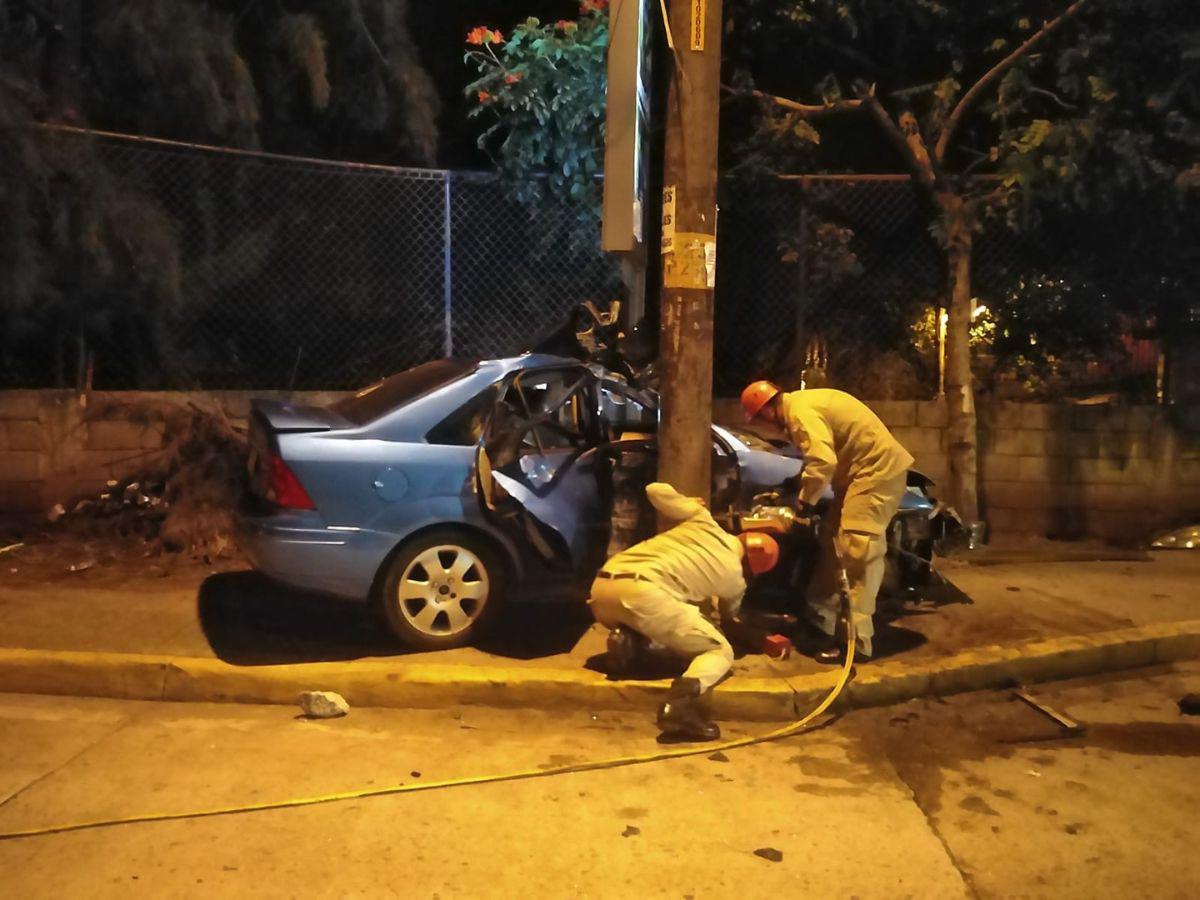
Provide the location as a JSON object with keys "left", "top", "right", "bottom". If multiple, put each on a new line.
{"left": 1, "top": 535, "right": 1198, "bottom": 717}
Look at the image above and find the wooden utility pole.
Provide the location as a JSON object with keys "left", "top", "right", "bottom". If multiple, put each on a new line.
{"left": 656, "top": 0, "right": 724, "bottom": 501}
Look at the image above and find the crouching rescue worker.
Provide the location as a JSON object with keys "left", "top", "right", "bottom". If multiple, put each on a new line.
{"left": 588, "top": 482, "right": 780, "bottom": 743}
{"left": 741, "top": 381, "right": 914, "bottom": 662}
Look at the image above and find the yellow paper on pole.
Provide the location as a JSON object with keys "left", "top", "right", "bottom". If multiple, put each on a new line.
{"left": 664, "top": 232, "right": 715, "bottom": 290}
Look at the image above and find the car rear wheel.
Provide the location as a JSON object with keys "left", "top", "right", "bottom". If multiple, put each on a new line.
{"left": 379, "top": 530, "right": 506, "bottom": 650}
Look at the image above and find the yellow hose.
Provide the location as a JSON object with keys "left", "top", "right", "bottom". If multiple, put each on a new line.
{"left": 0, "top": 634, "right": 855, "bottom": 842}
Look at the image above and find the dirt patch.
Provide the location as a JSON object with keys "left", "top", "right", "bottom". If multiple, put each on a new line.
{"left": 959, "top": 795, "right": 1001, "bottom": 816}
{"left": 851, "top": 693, "right": 1050, "bottom": 819}
{"left": 1, "top": 532, "right": 240, "bottom": 587}
{"left": 1080, "top": 722, "right": 1200, "bottom": 758}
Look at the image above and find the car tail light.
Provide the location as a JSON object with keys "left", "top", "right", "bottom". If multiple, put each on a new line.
{"left": 267, "top": 453, "right": 316, "bottom": 510}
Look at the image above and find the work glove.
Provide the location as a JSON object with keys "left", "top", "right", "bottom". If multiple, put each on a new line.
{"left": 796, "top": 498, "right": 829, "bottom": 525}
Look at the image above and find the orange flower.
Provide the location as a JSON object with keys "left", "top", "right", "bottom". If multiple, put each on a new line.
{"left": 466, "top": 26, "right": 488, "bottom": 45}
{"left": 580, "top": 0, "right": 608, "bottom": 13}
{"left": 488, "top": 29, "right": 504, "bottom": 44}
{"left": 504, "top": 72, "right": 522, "bottom": 84}
{"left": 477, "top": 91, "right": 492, "bottom": 103}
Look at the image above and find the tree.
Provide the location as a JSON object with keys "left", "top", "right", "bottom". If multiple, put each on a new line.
{"left": 1, "top": 0, "right": 443, "bottom": 386}
{"left": 463, "top": 3, "right": 609, "bottom": 219}
{"left": 727, "top": 0, "right": 1113, "bottom": 521}
{"left": 85, "top": 0, "right": 440, "bottom": 164}
{"left": 459, "top": 2, "right": 616, "bottom": 311}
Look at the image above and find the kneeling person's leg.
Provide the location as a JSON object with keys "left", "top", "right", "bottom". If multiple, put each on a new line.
{"left": 626, "top": 591, "right": 733, "bottom": 691}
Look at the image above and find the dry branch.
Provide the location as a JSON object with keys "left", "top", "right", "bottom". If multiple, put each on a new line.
{"left": 934, "top": 0, "right": 1095, "bottom": 161}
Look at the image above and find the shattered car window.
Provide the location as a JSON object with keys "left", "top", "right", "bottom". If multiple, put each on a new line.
{"left": 598, "top": 385, "right": 657, "bottom": 435}
{"left": 509, "top": 371, "right": 592, "bottom": 451}
{"left": 486, "top": 369, "right": 595, "bottom": 478}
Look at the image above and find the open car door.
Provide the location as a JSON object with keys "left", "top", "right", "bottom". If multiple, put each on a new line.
{"left": 473, "top": 366, "right": 611, "bottom": 572}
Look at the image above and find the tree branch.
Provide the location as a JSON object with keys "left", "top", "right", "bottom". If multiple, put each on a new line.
{"left": 1029, "top": 85, "right": 1078, "bottom": 111}
{"left": 860, "top": 90, "right": 938, "bottom": 191}
{"left": 721, "top": 84, "right": 863, "bottom": 118}
{"left": 935, "top": 0, "right": 1094, "bottom": 162}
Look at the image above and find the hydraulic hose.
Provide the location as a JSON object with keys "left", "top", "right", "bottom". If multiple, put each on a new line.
{"left": 0, "top": 630, "right": 856, "bottom": 842}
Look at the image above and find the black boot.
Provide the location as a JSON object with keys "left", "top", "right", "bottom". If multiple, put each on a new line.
{"left": 814, "top": 642, "right": 844, "bottom": 664}
{"left": 815, "top": 637, "right": 871, "bottom": 664}
{"left": 657, "top": 677, "right": 721, "bottom": 742}
{"left": 606, "top": 627, "right": 638, "bottom": 678}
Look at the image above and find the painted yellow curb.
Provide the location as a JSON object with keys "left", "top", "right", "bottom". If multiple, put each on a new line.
{"left": 1, "top": 619, "right": 1198, "bottom": 720}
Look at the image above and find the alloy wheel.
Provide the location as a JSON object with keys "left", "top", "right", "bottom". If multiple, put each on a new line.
{"left": 396, "top": 545, "right": 490, "bottom": 637}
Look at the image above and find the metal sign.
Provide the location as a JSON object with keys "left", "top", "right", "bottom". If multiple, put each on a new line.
{"left": 602, "top": 0, "right": 654, "bottom": 252}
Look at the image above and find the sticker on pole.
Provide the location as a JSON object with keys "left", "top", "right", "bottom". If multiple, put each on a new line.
{"left": 691, "top": 0, "right": 706, "bottom": 51}
{"left": 661, "top": 185, "right": 676, "bottom": 255}
{"left": 664, "top": 232, "right": 716, "bottom": 290}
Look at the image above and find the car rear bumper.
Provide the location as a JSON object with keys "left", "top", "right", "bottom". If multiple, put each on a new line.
{"left": 236, "top": 506, "right": 383, "bottom": 601}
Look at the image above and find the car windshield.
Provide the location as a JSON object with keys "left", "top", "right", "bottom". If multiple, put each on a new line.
{"left": 332, "top": 359, "right": 479, "bottom": 425}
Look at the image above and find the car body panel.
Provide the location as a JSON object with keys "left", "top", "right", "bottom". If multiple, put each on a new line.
{"left": 239, "top": 352, "right": 938, "bottom": 605}
{"left": 490, "top": 449, "right": 605, "bottom": 568}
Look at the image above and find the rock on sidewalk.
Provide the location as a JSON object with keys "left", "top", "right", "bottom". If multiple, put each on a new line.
{"left": 298, "top": 691, "right": 349, "bottom": 719}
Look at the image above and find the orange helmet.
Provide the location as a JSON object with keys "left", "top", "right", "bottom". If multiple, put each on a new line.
{"left": 738, "top": 532, "right": 780, "bottom": 575}
{"left": 740, "top": 380, "right": 781, "bottom": 422}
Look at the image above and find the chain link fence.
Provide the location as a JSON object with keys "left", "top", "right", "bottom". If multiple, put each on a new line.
{"left": 715, "top": 176, "right": 1164, "bottom": 401}
{"left": 1, "top": 128, "right": 1165, "bottom": 399}
{"left": 2, "top": 128, "right": 620, "bottom": 391}
{"left": 716, "top": 176, "right": 944, "bottom": 397}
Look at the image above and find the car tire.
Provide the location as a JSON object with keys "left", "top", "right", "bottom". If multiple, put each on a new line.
{"left": 378, "top": 529, "right": 507, "bottom": 651}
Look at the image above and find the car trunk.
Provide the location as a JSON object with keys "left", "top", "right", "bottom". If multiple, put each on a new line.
{"left": 246, "top": 400, "right": 351, "bottom": 506}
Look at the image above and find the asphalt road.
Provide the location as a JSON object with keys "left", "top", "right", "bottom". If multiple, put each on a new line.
{"left": 1, "top": 663, "right": 1198, "bottom": 898}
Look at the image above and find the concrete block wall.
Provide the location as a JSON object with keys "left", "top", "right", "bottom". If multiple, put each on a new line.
{"left": 715, "top": 396, "right": 1200, "bottom": 539}
{"left": 972, "top": 401, "right": 1200, "bottom": 539}
{"left": 6, "top": 390, "right": 1200, "bottom": 539}
{"left": 0, "top": 390, "right": 344, "bottom": 517}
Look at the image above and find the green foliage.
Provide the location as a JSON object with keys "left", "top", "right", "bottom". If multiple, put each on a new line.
{"left": 463, "top": 6, "right": 609, "bottom": 214}
{"left": 0, "top": 0, "right": 442, "bottom": 385}
{"left": 779, "top": 221, "right": 862, "bottom": 292}
{"left": 727, "top": 0, "right": 1199, "bottom": 392}
{"left": 276, "top": 15, "right": 332, "bottom": 113}
{"left": 990, "top": 274, "right": 1122, "bottom": 374}
{"left": 91, "top": 0, "right": 260, "bottom": 148}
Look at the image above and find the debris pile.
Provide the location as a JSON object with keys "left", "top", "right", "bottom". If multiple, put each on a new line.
{"left": 54, "top": 399, "right": 249, "bottom": 561}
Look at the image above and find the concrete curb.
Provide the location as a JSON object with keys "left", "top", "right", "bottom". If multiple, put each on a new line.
{"left": 2, "top": 620, "right": 1199, "bottom": 720}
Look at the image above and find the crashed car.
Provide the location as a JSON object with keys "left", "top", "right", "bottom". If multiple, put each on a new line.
{"left": 239, "top": 351, "right": 946, "bottom": 650}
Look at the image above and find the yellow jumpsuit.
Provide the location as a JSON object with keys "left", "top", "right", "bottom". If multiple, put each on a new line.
{"left": 588, "top": 483, "right": 745, "bottom": 691}
{"left": 780, "top": 389, "right": 914, "bottom": 656}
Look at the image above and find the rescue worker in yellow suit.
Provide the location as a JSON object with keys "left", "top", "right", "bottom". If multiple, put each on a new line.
{"left": 589, "top": 482, "right": 781, "bottom": 742}
{"left": 741, "top": 381, "right": 914, "bottom": 662}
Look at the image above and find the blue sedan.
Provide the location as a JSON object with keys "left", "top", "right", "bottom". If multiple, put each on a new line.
{"left": 239, "top": 353, "right": 937, "bottom": 649}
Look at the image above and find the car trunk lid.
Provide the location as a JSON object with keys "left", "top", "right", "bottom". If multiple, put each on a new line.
{"left": 250, "top": 399, "right": 352, "bottom": 434}
{"left": 246, "top": 400, "right": 346, "bottom": 507}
